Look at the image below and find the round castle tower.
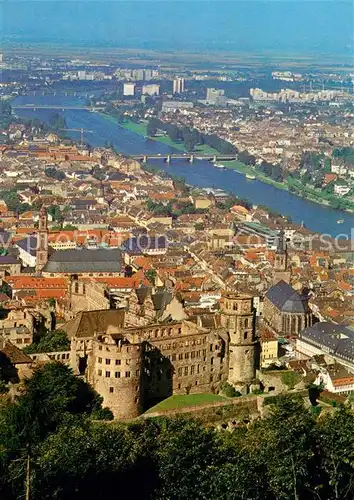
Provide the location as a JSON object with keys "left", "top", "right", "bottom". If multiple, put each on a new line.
{"left": 87, "top": 335, "right": 143, "bottom": 419}
{"left": 220, "top": 291, "right": 258, "bottom": 385}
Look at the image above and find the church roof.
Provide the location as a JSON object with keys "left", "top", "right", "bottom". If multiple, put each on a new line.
{"left": 265, "top": 280, "right": 309, "bottom": 314}
{"left": 63, "top": 309, "right": 125, "bottom": 339}
{"left": 43, "top": 248, "right": 122, "bottom": 274}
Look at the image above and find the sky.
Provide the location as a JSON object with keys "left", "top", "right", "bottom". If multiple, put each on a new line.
{"left": 1, "top": 1, "right": 353, "bottom": 58}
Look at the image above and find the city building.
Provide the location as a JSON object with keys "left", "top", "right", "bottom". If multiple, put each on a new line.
{"left": 297, "top": 322, "right": 354, "bottom": 371}
{"left": 206, "top": 88, "right": 227, "bottom": 106}
{"left": 162, "top": 101, "right": 193, "bottom": 113}
{"left": 123, "top": 83, "right": 136, "bottom": 97}
{"left": 173, "top": 77, "right": 185, "bottom": 94}
{"left": 142, "top": 84, "right": 160, "bottom": 96}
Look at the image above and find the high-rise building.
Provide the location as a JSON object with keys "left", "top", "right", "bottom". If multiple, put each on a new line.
{"left": 173, "top": 77, "right": 185, "bottom": 94}
{"left": 144, "top": 69, "right": 153, "bottom": 80}
{"left": 206, "top": 88, "right": 226, "bottom": 106}
{"left": 77, "top": 70, "right": 87, "bottom": 81}
{"left": 133, "top": 69, "right": 145, "bottom": 81}
{"left": 123, "top": 83, "right": 136, "bottom": 97}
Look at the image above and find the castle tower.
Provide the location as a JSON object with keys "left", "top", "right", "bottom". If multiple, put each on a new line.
{"left": 36, "top": 206, "right": 48, "bottom": 273}
{"left": 273, "top": 229, "right": 291, "bottom": 284}
{"left": 220, "top": 291, "right": 259, "bottom": 386}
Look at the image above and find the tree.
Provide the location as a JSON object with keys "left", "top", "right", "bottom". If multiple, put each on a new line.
{"left": 24, "top": 329, "right": 70, "bottom": 354}
{"left": 155, "top": 417, "right": 219, "bottom": 499}
{"left": 146, "top": 121, "right": 157, "bottom": 137}
{"left": 315, "top": 406, "right": 354, "bottom": 499}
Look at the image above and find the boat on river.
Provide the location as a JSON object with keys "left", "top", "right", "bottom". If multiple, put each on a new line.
{"left": 337, "top": 219, "right": 344, "bottom": 224}
{"left": 246, "top": 173, "right": 256, "bottom": 180}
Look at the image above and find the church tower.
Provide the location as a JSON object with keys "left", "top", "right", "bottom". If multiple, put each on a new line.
{"left": 36, "top": 206, "right": 48, "bottom": 274}
{"left": 273, "top": 229, "right": 291, "bottom": 284}
{"left": 220, "top": 291, "right": 259, "bottom": 386}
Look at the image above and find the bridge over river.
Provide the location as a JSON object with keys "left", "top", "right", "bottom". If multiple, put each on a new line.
{"left": 12, "top": 104, "right": 104, "bottom": 112}
{"left": 130, "top": 153, "right": 238, "bottom": 163}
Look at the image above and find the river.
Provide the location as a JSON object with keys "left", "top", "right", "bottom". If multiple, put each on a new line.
{"left": 12, "top": 94, "right": 354, "bottom": 238}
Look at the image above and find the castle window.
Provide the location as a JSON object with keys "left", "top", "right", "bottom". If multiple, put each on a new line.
{"left": 126, "top": 359, "right": 131, "bottom": 365}
{"left": 210, "top": 345, "right": 213, "bottom": 352}
{"left": 178, "top": 367, "right": 183, "bottom": 376}
{"left": 244, "top": 332, "right": 248, "bottom": 340}
{"left": 106, "top": 359, "right": 111, "bottom": 365}
{"left": 233, "top": 303, "right": 238, "bottom": 311}
{"left": 197, "top": 365, "right": 200, "bottom": 374}
{"left": 125, "top": 371, "right": 131, "bottom": 378}
{"left": 178, "top": 383, "right": 181, "bottom": 389}
{"left": 184, "top": 367, "right": 188, "bottom": 376}
{"left": 109, "top": 387, "right": 114, "bottom": 393}
{"left": 98, "top": 357, "right": 102, "bottom": 363}
{"left": 168, "top": 328, "right": 172, "bottom": 335}
{"left": 195, "top": 381, "right": 198, "bottom": 386}
{"left": 136, "top": 370, "right": 140, "bottom": 377}
{"left": 178, "top": 328, "right": 182, "bottom": 334}
{"left": 115, "top": 359, "right": 121, "bottom": 365}
{"left": 191, "top": 351, "right": 195, "bottom": 359}
{"left": 211, "top": 357, "right": 214, "bottom": 366}
{"left": 179, "top": 354, "right": 183, "bottom": 360}
{"left": 105, "top": 371, "right": 110, "bottom": 377}
{"left": 245, "top": 318, "right": 249, "bottom": 328}
{"left": 115, "top": 372, "right": 120, "bottom": 378}
{"left": 203, "top": 349, "right": 206, "bottom": 357}
{"left": 135, "top": 397, "right": 138, "bottom": 403}
{"left": 98, "top": 369, "right": 102, "bottom": 376}
{"left": 210, "top": 375, "right": 213, "bottom": 383}
{"left": 99, "top": 346, "right": 102, "bottom": 351}
{"left": 74, "top": 282, "right": 79, "bottom": 294}
{"left": 172, "top": 354, "right": 176, "bottom": 361}
{"left": 191, "top": 366, "right": 195, "bottom": 375}
{"left": 184, "top": 352, "right": 189, "bottom": 359}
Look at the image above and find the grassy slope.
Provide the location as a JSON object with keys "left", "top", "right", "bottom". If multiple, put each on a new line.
{"left": 145, "top": 393, "right": 228, "bottom": 413}
{"left": 103, "top": 114, "right": 219, "bottom": 154}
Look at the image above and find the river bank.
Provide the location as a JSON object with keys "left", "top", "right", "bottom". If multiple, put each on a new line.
{"left": 103, "top": 113, "right": 354, "bottom": 214}
{"left": 99, "top": 113, "right": 219, "bottom": 155}
{"left": 223, "top": 160, "right": 354, "bottom": 214}
{"left": 12, "top": 93, "right": 354, "bottom": 235}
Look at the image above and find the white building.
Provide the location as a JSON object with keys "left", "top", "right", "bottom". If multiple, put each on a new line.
{"left": 173, "top": 77, "right": 185, "bottom": 94}
{"left": 123, "top": 83, "right": 136, "bottom": 96}
{"left": 334, "top": 183, "right": 351, "bottom": 196}
{"left": 315, "top": 365, "right": 354, "bottom": 395}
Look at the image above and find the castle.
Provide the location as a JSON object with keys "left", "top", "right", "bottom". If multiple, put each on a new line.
{"left": 64, "top": 291, "right": 260, "bottom": 419}
{"left": 34, "top": 208, "right": 260, "bottom": 420}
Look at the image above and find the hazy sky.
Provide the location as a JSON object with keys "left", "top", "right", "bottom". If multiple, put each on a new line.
{"left": 1, "top": 1, "right": 353, "bottom": 57}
